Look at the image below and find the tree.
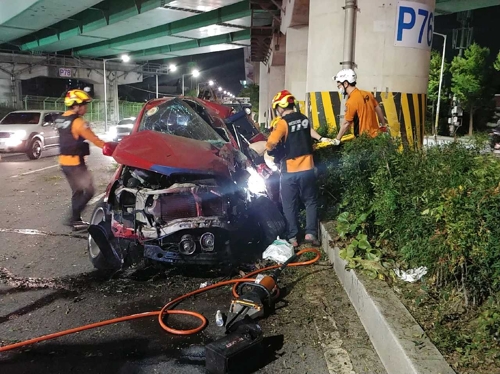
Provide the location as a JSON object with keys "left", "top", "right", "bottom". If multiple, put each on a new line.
{"left": 494, "top": 51, "right": 500, "bottom": 71}
{"left": 238, "top": 84, "right": 259, "bottom": 115}
{"left": 427, "top": 50, "right": 449, "bottom": 134}
{"left": 450, "top": 43, "right": 491, "bottom": 136}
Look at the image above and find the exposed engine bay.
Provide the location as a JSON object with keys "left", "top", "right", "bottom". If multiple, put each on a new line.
{"left": 106, "top": 166, "right": 254, "bottom": 265}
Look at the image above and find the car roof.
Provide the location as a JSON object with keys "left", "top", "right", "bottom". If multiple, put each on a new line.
{"left": 143, "top": 97, "right": 176, "bottom": 111}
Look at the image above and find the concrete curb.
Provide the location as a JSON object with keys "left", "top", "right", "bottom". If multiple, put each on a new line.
{"left": 319, "top": 222, "right": 456, "bottom": 374}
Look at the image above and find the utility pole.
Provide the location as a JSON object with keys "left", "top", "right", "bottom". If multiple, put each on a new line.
{"left": 433, "top": 33, "right": 447, "bottom": 140}
{"left": 453, "top": 10, "right": 472, "bottom": 57}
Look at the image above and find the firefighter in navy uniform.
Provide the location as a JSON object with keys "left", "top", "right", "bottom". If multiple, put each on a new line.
{"left": 266, "top": 90, "right": 335, "bottom": 248}
{"left": 55, "top": 89, "right": 106, "bottom": 231}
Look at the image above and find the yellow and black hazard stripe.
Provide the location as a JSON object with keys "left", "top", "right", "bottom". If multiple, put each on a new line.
{"left": 306, "top": 91, "right": 427, "bottom": 148}
{"left": 306, "top": 91, "right": 342, "bottom": 135}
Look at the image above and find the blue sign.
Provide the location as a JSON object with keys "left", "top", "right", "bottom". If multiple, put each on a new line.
{"left": 395, "top": 1, "right": 434, "bottom": 50}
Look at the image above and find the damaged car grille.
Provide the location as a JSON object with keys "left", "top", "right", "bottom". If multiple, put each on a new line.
{"left": 156, "top": 190, "right": 225, "bottom": 222}
{"left": 200, "top": 193, "right": 225, "bottom": 217}
{"left": 160, "top": 194, "right": 198, "bottom": 221}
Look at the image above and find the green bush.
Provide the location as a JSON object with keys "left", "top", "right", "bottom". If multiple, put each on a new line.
{"left": 316, "top": 135, "right": 500, "bottom": 368}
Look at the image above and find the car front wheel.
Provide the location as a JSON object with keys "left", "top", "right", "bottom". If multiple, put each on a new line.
{"left": 27, "top": 138, "right": 43, "bottom": 160}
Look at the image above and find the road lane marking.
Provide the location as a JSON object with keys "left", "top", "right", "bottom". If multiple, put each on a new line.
{"left": 10, "top": 164, "right": 59, "bottom": 178}
{"left": 0, "top": 228, "right": 86, "bottom": 239}
{"left": 88, "top": 192, "right": 105, "bottom": 205}
{"left": 0, "top": 228, "right": 44, "bottom": 235}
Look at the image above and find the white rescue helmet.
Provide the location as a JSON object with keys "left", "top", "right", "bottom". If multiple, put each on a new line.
{"left": 333, "top": 69, "right": 357, "bottom": 84}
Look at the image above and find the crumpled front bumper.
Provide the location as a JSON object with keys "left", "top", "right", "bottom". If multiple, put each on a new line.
{"left": 144, "top": 244, "right": 229, "bottom": 265}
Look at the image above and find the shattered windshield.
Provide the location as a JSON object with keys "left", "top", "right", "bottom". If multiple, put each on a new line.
{"left": 138, "top": 98, "right": 226, "bottom": 147}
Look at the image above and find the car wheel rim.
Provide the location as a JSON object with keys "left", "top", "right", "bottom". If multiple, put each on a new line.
{"left": 33, "top": 142, "right": 41, "bottom": 158}
{"left": 88, "top": 207, "right": 105, "bottom": 259}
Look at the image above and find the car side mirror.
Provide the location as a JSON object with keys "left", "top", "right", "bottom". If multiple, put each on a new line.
{"left": 103, "top": 142, "right": 119, "bottom": 156}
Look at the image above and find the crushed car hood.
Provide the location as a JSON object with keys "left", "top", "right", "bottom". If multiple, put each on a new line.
{"left": 112, "top": 130, "right": 231, "bottom": 178}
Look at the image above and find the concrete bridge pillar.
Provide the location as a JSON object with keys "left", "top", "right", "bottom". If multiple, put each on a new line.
{"left": 94, "top": 78, "right": 120, "bottom": 125}
{"left": 258, "top": 63, "right": 269, "bottom": 127}
{"left": 0, "top": 76, "right": 12, "bottom": 106}
{"left": 285, "top": 26, "right": 308, "bottom": 111}
{"left": 306, "top": 0, "right": 435, "bottom": 147}
{"left": 258, "top": 63, "right": 285, "bottom": 128}
{"left": 0, "top": 67, "right": 21, "bottom": 109}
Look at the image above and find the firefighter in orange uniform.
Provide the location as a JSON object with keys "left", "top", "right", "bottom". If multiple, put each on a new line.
{"left": 55, "top": 89, "right": 106, "bottom": 231}
{"left": 333, "top": 69, "right": 386, "bottom": 142}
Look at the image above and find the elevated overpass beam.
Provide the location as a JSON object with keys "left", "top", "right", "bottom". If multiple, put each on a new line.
{"left": 435, "top": 0, "right": 499, "bottom": 15}
{"left": 0, "top": 53, "right": 143, "bottom": 122}
{"left": 0, "top": 0, "right": 102, "bottom": 44}
{"left": 280, "top": 0, "right": 309, "bottom": 32}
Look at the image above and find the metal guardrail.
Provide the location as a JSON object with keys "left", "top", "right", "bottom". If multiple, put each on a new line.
{"left": 19, "top": 96, "right": 143, "bottom": 123}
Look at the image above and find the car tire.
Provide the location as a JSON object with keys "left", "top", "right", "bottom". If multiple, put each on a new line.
{"left": 250, "top": 196, "right": 286, "bottom": 246}
{"left": 88, "top": 200, "right": 119, "bottom": 270}
{"left": 27, "top": 138, "right": 43, "bottom": 160}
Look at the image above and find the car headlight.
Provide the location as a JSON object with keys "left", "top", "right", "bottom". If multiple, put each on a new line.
{"left": 11, "top": 130, "right": 27, "bottom": 139}
{"left": 246, "top": 167, "right": 267, "bottom": 194}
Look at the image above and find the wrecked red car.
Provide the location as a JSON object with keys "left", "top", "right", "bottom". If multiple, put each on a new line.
{"left": 88, "top": 97, "right": 285, "bottom": 270}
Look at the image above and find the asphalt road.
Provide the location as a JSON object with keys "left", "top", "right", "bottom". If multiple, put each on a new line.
{"left": 0, "top": 144, "right": 386, "bottom": 374}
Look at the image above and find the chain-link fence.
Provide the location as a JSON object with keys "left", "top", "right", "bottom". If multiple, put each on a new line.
{"left": 20, "top": 96, "right": 143, "bottom": 123}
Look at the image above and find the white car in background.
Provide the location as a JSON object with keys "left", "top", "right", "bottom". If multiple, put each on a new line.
{"left": 0, "top": 110, "right": 63, "bottom": 159}
{"left": 109, "top": 117, "right": 136, "bottom": 142}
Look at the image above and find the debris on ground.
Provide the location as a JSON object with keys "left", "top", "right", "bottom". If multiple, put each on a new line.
{"left": 262, "top": 240, "right": 294, "bottom": 264}
{"left": 393, "top": 266, "right": 428, "bottom": 283}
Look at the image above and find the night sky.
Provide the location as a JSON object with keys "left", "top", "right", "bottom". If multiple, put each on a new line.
{"left": 434, "top": 5, "right": 500, "bottom": 66}
{"left": 119, "top": 48, "right": 247, "bottom": 101}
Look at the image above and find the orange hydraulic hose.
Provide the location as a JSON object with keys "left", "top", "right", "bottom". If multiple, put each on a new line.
{"left": 0, "top": 248, "right": 320, "bottom": 353}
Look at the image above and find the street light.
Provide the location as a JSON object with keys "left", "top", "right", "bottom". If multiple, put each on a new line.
{"left": 103, "top": 54, "right": 130, "bottom": 132}
{"left": 218, "top": 87, "right": 223, "bottom": 91}
{"left": 433, "top": 32, "right": 447, "bottom": 139}
{"left": 182, "top": 69, "right": 201, "bottom": 96}
{"left": 196, "top": 79, "right": 215, "bottom": 95}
